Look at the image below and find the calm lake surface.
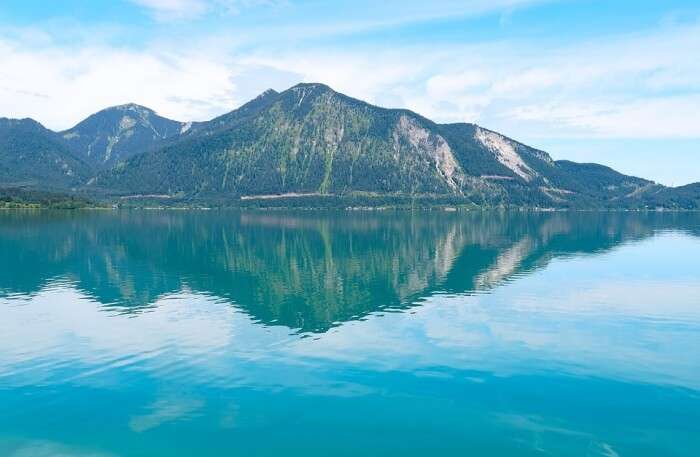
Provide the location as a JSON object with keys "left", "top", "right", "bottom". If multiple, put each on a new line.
{"left": 1, "top": 210, "right": 699, "bottom": 456}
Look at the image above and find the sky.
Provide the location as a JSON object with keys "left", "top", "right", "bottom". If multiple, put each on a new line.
{"left": 0, "top": 0, "right": 698, "bottom": 185}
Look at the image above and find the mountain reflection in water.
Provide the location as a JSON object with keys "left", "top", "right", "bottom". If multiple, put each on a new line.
{"left": 0, "top": 210, "right": 699, "bottom": 457}
{"left": 2, "top": 210, "right": 698, "bottom": 332}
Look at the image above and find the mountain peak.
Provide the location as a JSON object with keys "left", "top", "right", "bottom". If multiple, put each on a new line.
{"left": 104, "top": 103, "right": 156, "bottom": 117}
{"left": 258, "top": 88, "right": 278, "bottom": 98}
{"left": 281, "top": 82, "right": 348, "bottom": 110}
{"left": 242, "top": 88, "right": 279, "bottom": 107}
{"left": 290, "top": 82, "right": 333, "bottom": 91}
{"left": 0, "top": 117, "right": 45, "bottom": 129}
{"left": 288, "top": 82, "right": 336, "bottom": 98}
{"left": 60, "top": 103, "right": 183, "bottom": 168}
{"left": 113, "top": 102, "right": 146, "bottom": 109}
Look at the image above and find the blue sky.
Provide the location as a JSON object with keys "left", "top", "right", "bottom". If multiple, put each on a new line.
{"left": 1, "top": 0, "right": 698, "bottom": 185}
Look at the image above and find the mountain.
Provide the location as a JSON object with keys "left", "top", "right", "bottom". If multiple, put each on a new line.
{"left": 94, "top": 83, "right": 687, "bottom": 208}
{"left": 0, "top": 118, "right": 90, "bottom": 189}
{"left": 59, "top": 103, "right": 185, "bottom": 169}
{"left": 1, "top": 83, "right": 697, "bottom": 209}
{"left": 95, "top": 83, "right": 498, "bottom": 200}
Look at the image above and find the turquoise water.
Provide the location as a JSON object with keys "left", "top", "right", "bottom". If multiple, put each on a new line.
{"left": 0, "top": 211, "right": 699, "bottom": 456}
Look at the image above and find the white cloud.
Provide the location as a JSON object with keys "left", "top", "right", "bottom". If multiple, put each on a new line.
{"left": 0, "top": 11, "right": 311, "bottom": 129}
{"left": 0, "top": 13, "right": 699, "bottom": 140}
{"left": 129, "top": 0, "right": 210, "bottom": 20}
{"left": 128, "top": 0, "right": 287, "bottom": 21}
{"left": 234, "top": 19, "right": 700, "bottom": 139}
{"left": 426, "top": 71, "right": 488, "bottom": 98}
{"left": 506, "top": 95, "right": 700, "bottom": 139}
{"left": 0, "top": 37, "right": 263, "bottom": 128}
{"left": 128, "top": 0, "right": 550, "bottom": 25}
{"left": 490, "top": 68, "right": 561, "bottom": 96}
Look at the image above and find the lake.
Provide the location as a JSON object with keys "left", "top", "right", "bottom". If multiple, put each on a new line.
{"left": 1, "top": 210, "right": 698, "bottom": 456}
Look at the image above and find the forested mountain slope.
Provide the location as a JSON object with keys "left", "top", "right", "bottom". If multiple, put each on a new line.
{"left": 1, "top": 83, "right": 697, "bottom": 209}
{"left": 0, "top": 118, "right": 90, "bottom": 189}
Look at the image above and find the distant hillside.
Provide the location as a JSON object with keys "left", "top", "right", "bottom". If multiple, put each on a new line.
{"left": 0, "top": 118, "right": 90, "bottom": 189}
{"left": 0, "top": 83, "right": 697, "bottom": 209}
